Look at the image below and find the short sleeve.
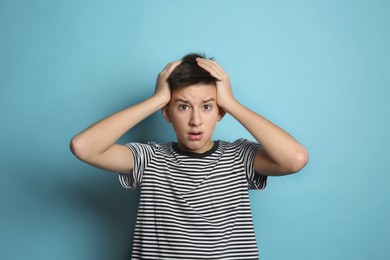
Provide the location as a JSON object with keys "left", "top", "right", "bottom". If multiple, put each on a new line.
{"left": 234, "top": 139, "right": 268, "bottom": 190}
{"left": 118, "top": 142, "right": 155, "bottom": 189}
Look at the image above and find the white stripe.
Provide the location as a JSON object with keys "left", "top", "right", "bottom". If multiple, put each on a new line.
{"left": 119, "top": 139, "right": 267, "bottom": 259}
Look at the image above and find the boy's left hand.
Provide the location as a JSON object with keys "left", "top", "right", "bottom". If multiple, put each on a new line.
{"left": 196, "top": 58, "right": 236, "bottom": 110}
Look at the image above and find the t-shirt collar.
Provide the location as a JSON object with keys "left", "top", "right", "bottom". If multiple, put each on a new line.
{"left": 172, "top": 141, "right": 219, "bottom": 158}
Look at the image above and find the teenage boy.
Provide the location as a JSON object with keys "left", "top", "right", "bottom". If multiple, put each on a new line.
{"left": 70, "top": 53, "right": 308, "bottom": 259}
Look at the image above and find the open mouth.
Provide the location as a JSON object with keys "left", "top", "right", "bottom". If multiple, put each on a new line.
{"left": 188, "top": 132, "right": 202, "bottom": 141}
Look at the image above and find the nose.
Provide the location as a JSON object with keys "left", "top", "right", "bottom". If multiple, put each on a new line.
{"left": 189, "top": 108, "right": 202, "bottom": 127}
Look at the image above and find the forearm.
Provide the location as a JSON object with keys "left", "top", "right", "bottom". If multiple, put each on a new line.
{"left": 223, "top": 99, "right": 308, "bottom": 172}
{"left": 195, "top": 57, "right": 307, "bottom": 174}
{"left": 70, "top": 95, "right": 165, "bottom": 158}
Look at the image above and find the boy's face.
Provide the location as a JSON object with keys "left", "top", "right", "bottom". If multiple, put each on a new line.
{"left": 163, "top": 84, "right": 224, "bottom": 154}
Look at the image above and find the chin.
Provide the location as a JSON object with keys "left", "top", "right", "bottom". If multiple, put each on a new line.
{"left": 182, "top": 143, "right": 201, "bottom": 152}
{"left": 183, "top": 141, "right": 211, "bottom": 153}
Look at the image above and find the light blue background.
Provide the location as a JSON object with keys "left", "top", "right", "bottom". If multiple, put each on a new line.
{"left": 1, "top": 0, "right": 389, "bottom": 259}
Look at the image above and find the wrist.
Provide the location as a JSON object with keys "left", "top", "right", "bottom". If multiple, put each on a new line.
{"left": 219, "top": 97, "right": 240, "bottom": 114}
{"left": 150, "top": 94, "right": 170, "bottom": 110}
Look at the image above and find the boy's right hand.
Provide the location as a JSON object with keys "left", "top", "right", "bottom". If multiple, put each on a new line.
{"left": 154, "top": 60, "right": 181, "bottom": 105}
{"left": 71, "top": 60, "right": 182, "bottom": 176}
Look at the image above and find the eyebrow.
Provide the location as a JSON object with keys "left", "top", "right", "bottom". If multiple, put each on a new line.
{"left": 203, "top": 98, "right": 216, "bottom": 103}
{"left": 173, "top": 98, "right": 216, "bottom": 103}
{"left": 173, "top": 98, "right": 189, "bottom": 103}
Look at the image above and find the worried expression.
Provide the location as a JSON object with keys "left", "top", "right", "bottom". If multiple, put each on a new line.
{"left": 163, "top": 84, "right": 224, "bottom": 153}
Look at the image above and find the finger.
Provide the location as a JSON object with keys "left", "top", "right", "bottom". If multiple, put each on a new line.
{"left": 196, "top": 59, "right": 224, "bottom": 80}
{"left": 159, "top": 60, "right": 182, "bottom": 80}
{"left": 196, "top": 58, "right": 227, "bottom": 79}
{"left": 166, "top": 60, "right": 182, "bottom": 74}
{"left": 160, "top": 60, "right": 181, "bottom": 74}
{"left": 201, "top": 59, "right": 226, "bottom": 74}
{"left": 196, "top": 58, "right": 226, "bottom": 74}
{"left": 160, "top": 63, "right": 171, "bottom": 74}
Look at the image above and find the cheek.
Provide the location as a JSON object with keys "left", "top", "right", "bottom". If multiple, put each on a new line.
{"left": 170, "top": 115, "right": 188, "bottom": 129}
{"left": 205, "top": 114, "right": 219, "bottom": 127}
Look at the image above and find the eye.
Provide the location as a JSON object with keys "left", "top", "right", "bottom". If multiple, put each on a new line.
{"left": 178, "top": 104, "right": 189, "bottom": 111}
{"left": 203, "top": 104, "right": 213, "bottom": 110}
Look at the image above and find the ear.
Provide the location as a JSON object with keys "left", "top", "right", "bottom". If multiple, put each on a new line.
{"left": 218, "top": 107, "right": 226, "bottom": 122}
{"left": 162, "top": 106, "right": 171, "bottom": 123}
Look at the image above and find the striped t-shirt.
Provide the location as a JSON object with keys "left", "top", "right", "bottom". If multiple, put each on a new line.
{"left": 119, "top": 139, "right": 267, "bottom": 259}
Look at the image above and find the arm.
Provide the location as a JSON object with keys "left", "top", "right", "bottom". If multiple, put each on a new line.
{"left": 70, "top": 61, "right": 180, "bottom": 174}
{"left": 196, "top": 58, "right": 308, "bottom": 176}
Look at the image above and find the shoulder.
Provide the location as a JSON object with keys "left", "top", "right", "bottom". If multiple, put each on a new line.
{"left": 221, "top": 138, "right": 260, "bottom": 150}
{"left": 218, "top": 139, "right": 260, "bottom": 163}
{"left": 124, "top": 141, "right": 173, "bottom": 156}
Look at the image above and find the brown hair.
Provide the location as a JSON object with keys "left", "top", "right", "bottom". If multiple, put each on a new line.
{"left": 167, "top": 53, "right": 219, "bottom": 89}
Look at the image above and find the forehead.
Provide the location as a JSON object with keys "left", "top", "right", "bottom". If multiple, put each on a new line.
{"left": 171, "top": 83, "right": 217, "bottom": 101}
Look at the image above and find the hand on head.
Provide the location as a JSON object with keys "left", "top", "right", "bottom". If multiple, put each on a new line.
{"left": 195, "top": 58, "right": 235, "bottom": 110}
{"left": 154, "top": 55, "right": 236, "bottom": 111}
{"left": 154, "top": 60, "right": 181, "bottom": 106}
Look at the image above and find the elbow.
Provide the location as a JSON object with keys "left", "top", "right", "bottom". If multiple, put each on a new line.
{"left": 288, "top": 147, "right": 309, "bottom": 174}
{"left": 70, "top": 135, "right": 89, "bottom": 161}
